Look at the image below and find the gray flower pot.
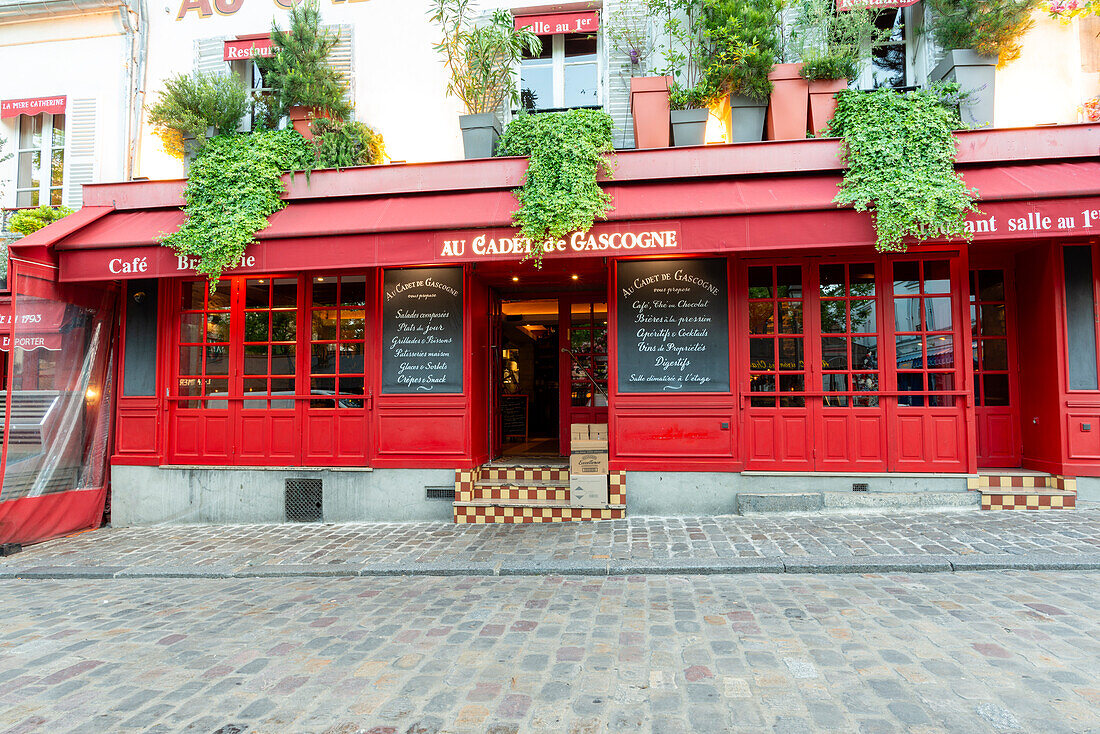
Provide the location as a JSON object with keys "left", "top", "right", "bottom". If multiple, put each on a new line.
{"left": 670, "top": 108, "right": 709, "bottom": 147}
{"left": 459, "top": 113, "right": 502, "bottom": 159}
{"left": 728, "top": 94, "right": 768, "bottom": 143}
{"left": 931, "top": 49, "right": 998, "bottom": 129}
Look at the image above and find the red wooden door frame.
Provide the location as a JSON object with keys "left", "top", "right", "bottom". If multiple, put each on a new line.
{"left": 558, "top": 293, "right": 609, "bottom": 454}
{"left": 969, "top": 259, "right": 1022, "bottom": 467}
{"left": 488, "top": 289, "right": 503, "bottom": 460}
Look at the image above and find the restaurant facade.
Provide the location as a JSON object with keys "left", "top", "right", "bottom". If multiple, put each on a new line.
{"left": 4, "top": 122, "right": 1099, "bottom": 534}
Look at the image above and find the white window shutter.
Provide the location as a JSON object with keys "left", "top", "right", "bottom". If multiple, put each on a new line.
{"left": 195, "top": 37, "right": 228, "bottom": 76}
{"left": 66, "top": 98, "right": 96, "bottom": 209}
{"left": 326, "top": 24, "right": 355, "bottom": 114}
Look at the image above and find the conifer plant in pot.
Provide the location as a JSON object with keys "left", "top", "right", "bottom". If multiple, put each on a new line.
{"left": 704, "top": 0, "right": 783, "bottom": 142}
{"left": 257, "top": 0, "right": 351, "bottom": 140}
{"left": 926, "top": 0, "right": 1039, "bottom": 127}
{"left": 429, "top": 0, "right": 541, "bottom": 159}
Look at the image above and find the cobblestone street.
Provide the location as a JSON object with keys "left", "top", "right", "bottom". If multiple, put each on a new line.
{"left": 0, "top": 571, "right": 1098, "bottom": 733}
{"left": 3, "top": 510, "right": 1100, "bottom": 578}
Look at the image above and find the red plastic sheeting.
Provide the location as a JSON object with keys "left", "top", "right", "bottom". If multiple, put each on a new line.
{"left": 0, "top": 264, "right": 117, "bottom": 545}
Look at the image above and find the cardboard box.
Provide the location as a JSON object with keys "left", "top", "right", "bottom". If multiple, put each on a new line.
{"left": 570, "top": 451, "right": 609, "bottom": 475}
{"left": 570, "top": 438, "right": 608, "bottom": 454}
{"left": 589, "top": 423, "right": 608, "bottom": 440}
{"left": 570, "top": 423, "right": 590, "bottom": 440}
{"left": 570, "top": 474, "right": 608, "bottom": 507}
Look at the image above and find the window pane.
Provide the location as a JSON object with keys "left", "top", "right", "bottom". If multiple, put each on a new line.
{"left": 776, "top": 266, "right": 802, "bottom": 298}
{"left": 870, "top": 43, "right": 905, "bottom": 88}
{"left": 563, "top": 63, "right": 598, "bottom": 107}
{"left": 749, "top": 302, "right": 774, "bottom": 334}
{"left": 927, "top": 373, "right": 956, "bottom": 406}
{"left": 980, "top": 304, "right": 1005, "bottom": 336}
{"left": 983, "top": 374, "right": 1010, "bottom": 406}
{"left": 311, "top": 377, "right": 335, "bottom": 408}
{"left": 924, "top": 261, "right": 951, "bottom": 294}
{"left": 820, "top": 300, "right": 845, "bottom": 333}
{"left": 822, "top": 374, "right": 848, "bottom": 405}
{"left": 981, "top": 339, "right": 1008, "bottom": 371}
{"left": 340, "top": 376, "right": 365, "bottom": 395}
{"left": 777, "top": 338, "right": 804, "bottom": 371}
{"left": 749, "top": 374, "right": 775, "bottom": 392}
{"left": 271, "top": 311, "right": 296, "bottom": 342}
{"left": 747, "top": 267, "right": 772, "bottom": 298}
{"left": 850, "top": 263, "right": 876, "bottom": 297}
{"left": 245, "top": 280, "right": 269, "bottom": 308}
{"left": 819, "top": 264, "right": 845, "bottom": 296}
{"left": 50, "top": 188, "right": 62, "bottom": 205}
{"left": 244, "top": 311, "right": 268, "bottom": 342}
{"left": 520, "top": 61, "right": 553, "bottom": 110}
{"left": 339, "top": 342, "right": 364, "bottom": 373}
{"left": 244, "top": 344, "right": 268, "bottom": 375}
{"left": 340, "top": 310, "right": 365, "bottom": 340}
{"left": 15, "top": 189, "right": 38, "bottom": 207}
{"left": 180, "top": 312, "right": 204, "bottom": 343}
{"left": 19, "top": 114, "right": 42, "bottom": 147}
{"left": 17, "top": 151, "right": 40, "bottom": 189}
{"left": 925, "top": 297, "right": 953, "bottom": 331}
{"left": 206, "top": 345, "right": 230, "bottom": 375}
{"left": 894, "top": 298, "right": 921, "bottom": 332}
{"left": 182, "top": 282, "right": 206, "bottom": 311}
{"left": 978, "top": 270, "right": 1005, "bottom": 301}
{"left": 178, "top": 346, "right": 202, "bottom": 375}
{"left": 897, "top": 372, "right": 924, "bottom": 406}
{"left": 50, "top": 151, "right": 64, "bottom": 187}
{"left": 312, "top": 277, "right": 338, "bottom": 306}
{"left": 778, "top": 302, "right": 803, "bottom": 333}
{"left": 340, "top": 275, "right": 366, "bottom": 306}
{"left": 207, "top": 313, "right": 231, "bottom": 342}
{"left": 271, "top": 345, "right": 295, "bottom": 375}
{"left": 927, "top": 334, "right": 953, "bottom": 368}
{"left": 273, "top": 278, "right": 297, "bottom": 308}
{"left": 311, "top": 343, "right": 337, "bottom": 374}
{"left": 312, "top": 310, "right": 339, "bottom": 341}
{"left": 51, "top": 114, "right": 65, "bottom": 148}
{"left": 243, "top": 378, "right": 268, "bottom": 408}
{"left": 564, "top": 34, "right": 597, "bottom": 58}
{"left": 893, "top": 262, "right": 920, "bottom": 294}
{"left": 896, "top": 335, "right": 923, "bottom": 369}
{"left": 750, "top": 338, "right": 774, "bottom": 371}
{"left": 209, "top": 281, "right": 232, "bottom": 310}
{"left": 822, "top": 337, "right": 848, "bottom": 370}
{"left": 850, "top": 300, "right": 876, "bottom": 333}
{"left": 852, "top": 336, "right": 878, "bottom": 370}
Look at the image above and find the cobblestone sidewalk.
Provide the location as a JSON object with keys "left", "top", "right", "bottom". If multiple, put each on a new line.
{"left": 3, "top": 509, "right": 1100, "bottom": 578}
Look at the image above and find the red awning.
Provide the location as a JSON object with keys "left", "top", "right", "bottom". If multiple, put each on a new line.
{"left": 1, "top": 95, "right": 66, "bottom": 119}
{"left": 514, "top": 11, "right": 598, "bottom": 34}
{"left": 224, "top": 35, "right": 278, "bottom": 60}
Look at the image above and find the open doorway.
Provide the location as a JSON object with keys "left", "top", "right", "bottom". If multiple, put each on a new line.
{"left": 499, "top": 299, "right": 560, "bottom": 457}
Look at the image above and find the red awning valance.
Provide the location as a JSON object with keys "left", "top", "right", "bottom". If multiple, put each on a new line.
{"left": 1, "top": 96, "right": 66, "bottom": 119}
{"left": 514, "top": 10, "right": 598, "bottom": 34}
{"left": 224, "top": 35, "right": 278, "bottom": 60}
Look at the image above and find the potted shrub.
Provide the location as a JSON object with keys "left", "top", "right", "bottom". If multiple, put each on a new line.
{"left": 703, "top": 0, "right": 784, "bottom": 142}
{"left": 607, "top": 5, "right": 673, "bottom": 148}
{"left": 650, "top": 0, "right": 719, "bottom": 147}
{"left": 146, "top": 71, "right": 249, "bottom": 170}
{"left": 429, "top": 1, "right": 541, "bottom": 159}
{"left": 790, "top": 0, "right": 888, "bottom": 135}
{"left": 926, "top": 0, "right": 1040, "bottom": 128}
{"left": 311, "top": 118, "right": 387, "bottom": 167}
{"left": 257, "top": 0, "right": 351, "bottom": 140}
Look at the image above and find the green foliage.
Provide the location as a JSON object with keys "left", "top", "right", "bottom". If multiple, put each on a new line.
{"left": 146, "top": 72, "right": 250, "bottom": 159}
{"left": 829, "top": 87, "right": 978, "bottom": 252}
{"left": 312, "top": 118, "right": 387, "bottom": 168}
{"left": 790, "top": 0, "right": 890, "bottom": 81}
{"left": 159, "top": 130, "right": 315, "bottom": 288}
{"left": 925, "top": 0, "right": 1040, "bottom": 63}
{"left": 257, "top": 0, "right": 351, "bottom": 120}
{"left": 428, "top": 0, "right": 542, "bottom": 115}
{"left": 702, "top": 0, "right": 784, "bottom": 101}
{"left": 9, "top": 205, "right": 75, "bottom": 236}
{"left": 495, "top": 110, "right": 615, "bottom": 266}
{"left": 605, "top": 5, "right": 656, "bottom": 72}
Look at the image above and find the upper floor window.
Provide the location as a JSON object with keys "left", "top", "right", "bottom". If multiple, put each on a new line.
{"left": 859, "top": 8, "right": 911, "bottom": 89}
{"left": 520, "top": 33, "right": 600, "bottom": 112}
{"left": 16, "top": 113, "right": 64, "bottom": 207}
{"left": 235, "top": 59, "right": 274, "bottom": 131}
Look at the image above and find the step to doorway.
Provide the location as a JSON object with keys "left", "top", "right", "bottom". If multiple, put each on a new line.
{"left": 737, "top": 491, "right": 980, "bottom": 515}
{"left": 968, "top": 472, "right": 1077, "bottom": 491}
{"left": 454, "top": 466, "right": 626, "bottom": 523}
{"left": 969, "top": 472, "right": 1078, "bottom": 510}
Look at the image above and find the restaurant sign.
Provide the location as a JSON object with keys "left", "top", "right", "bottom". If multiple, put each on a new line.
{"left": 1, "top": 96, "right": 66, "bottom": 119}
{"left": 437, "top": 224, "right": 682, "bottom": 260}
{"left": 514, "top": 11, "right": 598, "bottom": 34}
{"left": 224, "top": 37, "right": 279, "bottom": 60}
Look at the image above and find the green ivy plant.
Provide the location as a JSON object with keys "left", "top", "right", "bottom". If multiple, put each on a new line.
{"left": 495, "top": 109, "right": 614, "bottom": 266}
{"left": 9, "top": 205, "right": 74, "bottom": 236}
{"left": 159, "top": 130, "right": 314, "bottom": 288}
{"left": 829, "top": 87, "right": 978, "bottom": 252}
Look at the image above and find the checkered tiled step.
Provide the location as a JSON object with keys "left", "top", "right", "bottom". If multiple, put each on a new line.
{"left": 968, "top": 474, "right": 1077, "bottom": 491}
{"left": 453, "top": 504, "right": 626, "bottom": 523}
{"left": 456, "top": 499, "right": 626, "bottom": 509}
{"left": 471, "top": 482, "right": 571, "bottom": 502}
{"left": 478, "top": 466, "right": 570, "bottom": 482}
{"left": 980, "top": 490, "right": 1077, "bottom": 510}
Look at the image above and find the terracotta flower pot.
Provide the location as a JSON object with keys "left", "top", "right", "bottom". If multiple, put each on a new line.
{"left": 765, "top": 63, "right": 810, "bottom": 141}
{"left": 630, "top": 76, "right": 673, "bottom": 149}
{"left": 807, "top": 78, "right": 848, "bottom": 137}
{"left": 288, "top": 105, "right": 334, "bottom": 140}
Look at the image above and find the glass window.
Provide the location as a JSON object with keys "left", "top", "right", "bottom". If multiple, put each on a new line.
{"left": 568, "top": 301, "right": 607, "bottom": 407}
{"left": 893, "top": 260, "right": 959, "bottom": 407}
{"left": 16, "top": 113, "right": 65, "bottom": 208}
{"left": 749, "top": 265, "right": 805, "bottom": 407}
{"left": 863, "top": 9, "right": 908, "bottom": 89}
{"left": 819, "top": 264, "right": 880, "bottom": 408}
{"left": 177, "top": 278, "right": 232, "bottom": 409}
{"left": 310, "top": 275, "right": 367, "bottom": 408}
{"left": 521, "top": 33, "right": 601, "bottom": 111}
{"left": 971, "top": 269, "right": 1013, "bottom": 407}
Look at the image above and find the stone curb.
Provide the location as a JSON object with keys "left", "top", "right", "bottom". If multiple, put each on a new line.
{"left": 3, "top": 554, "right": 1100, "bottom": 579}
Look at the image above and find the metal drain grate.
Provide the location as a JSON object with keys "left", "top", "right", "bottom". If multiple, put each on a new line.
{"left": 286, "top": 478, "right": 323, "bottom": 522}
{"left": 426, "top": 486, "right": 455, "bottom": 500}
{"left": 852, "top": 482, "right": 869, "bottom": 492}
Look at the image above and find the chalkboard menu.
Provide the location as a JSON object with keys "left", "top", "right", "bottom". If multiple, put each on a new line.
{"left": 382, "top": 267, "right": 464, "bottom": 393}
{"left": 616, "top": 258, "right": 730, "bottom": 393}
{"left": 501, "top": 394, "right": 528, "bottom": 441}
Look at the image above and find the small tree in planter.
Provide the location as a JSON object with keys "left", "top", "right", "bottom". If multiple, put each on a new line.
{"left": 428, "top": 0, "right": 541, "bottom": 159}
{"left": 926, "top": 0, "right": 1040, "bottom": 127}
{"left": 790, "top": 0, "right": 888, "bottom": 135}
{"left": 257, "top": 0, "right": 351, "bottom": 139}
{"left": 146, "top": 71, "right": 250, "bottom": 168}
{"left": 703, "top": 0, "right": 784, "bottom": 142}
{"left": 648, "top": 0, "right": 718, "bottom": 146}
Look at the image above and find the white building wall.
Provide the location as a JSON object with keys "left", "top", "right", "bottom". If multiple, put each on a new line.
{"left": 0, "top": 9, "right": 131, "bottom": 209}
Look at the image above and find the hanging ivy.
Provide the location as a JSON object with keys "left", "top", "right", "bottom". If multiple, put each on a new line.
{"left": 159, "top": 129, "right": 314, "bottom": 288}
{"left": 495, "top": 109, "right": 615, "bottom": 266}
{"left": 829, "top": 87, "right": 979, "bottom": 252}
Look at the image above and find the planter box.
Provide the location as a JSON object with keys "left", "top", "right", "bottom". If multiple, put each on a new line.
{"left": 765, "top": 63, "right": 809, "bottom": 141}
{"left": 630, "top": 75, "right": 673, "bottom": 149}
{"left": 288, "top": 105, "right": 334, "bottom": 140}
{"left": 670, "top": 108, "right": 709, "bottom": 147}
{"left": 931, "top": 49, "right": 997, "bottom": 128}
{"left": 728, "top": 94, "right": 768, "bottom": 143}
{"left": 807, "top": 78, "right": 847, "bottom": 136}
{"left": 459, "top": 113, "right": 502, "bottom": 160}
